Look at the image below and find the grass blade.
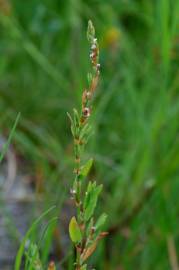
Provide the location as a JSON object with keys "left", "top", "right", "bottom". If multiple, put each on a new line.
{"left": 0, "top": 112, "right": 20, "bottom": 163}
{"left": 14, "top": 205, "right": 56, "bottom": 270}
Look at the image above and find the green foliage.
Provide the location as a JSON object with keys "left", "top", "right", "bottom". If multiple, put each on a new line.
{"left": 84, "top": 182, "right": 102, "bottom": 222}
{"left": 15, "top": 206, "right": 56, "bottom": 270}
{"left": 95, "top": 213, "right": 107, "bottom": 231}
{"left": 24, "top": 243, "right": 42, "bottom": 270}
{"left": 80, "top": 158, "right": 93, "bottom": 178}
{"left": 68, "top": 20, "right": 107, "bottom": 270}
{"left": 69, "top": 216, "right": 82, "bottom": 243}
{"left": 80, "top": 265, "right": 87, "bottom": 270}
{"left": 1, "top": 0, "right": 179, "bottom": 269}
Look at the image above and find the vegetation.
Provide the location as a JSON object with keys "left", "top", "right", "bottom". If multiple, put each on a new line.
{"left": 0, "top": 0, "right": 179, "bottom": 269}
{"left": 68, "top": 20, "right": 107, "bottom": 270}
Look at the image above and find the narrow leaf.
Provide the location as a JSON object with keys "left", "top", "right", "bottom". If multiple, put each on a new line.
{"left": 67, "top": 112, "right": 75, "bottom": 136}
{"left": 80, "top": 158, "right": 93, "bottom": 178}
{"left": 0, "top": 112, "right": 20, "bottom": 163}
{"left": 73, "top": 108, "right": 80, "bottom": 128}
{"left": 84, "top": 183, "right": 103, "bottom": 221}
{"left": 95, "top": 213, "right": 107, "bottom": 231}
{"left": 80, "top": 123, "right": 91, "bottom": 140}
{"left": 15, "top": 206, "right": 56, "bottom": 270}
{"left": 87, "top": 72, "right": 93, "bottom": 86}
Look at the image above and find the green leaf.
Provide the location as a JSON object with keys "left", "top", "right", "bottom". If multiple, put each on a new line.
{"left": 67, "top": 112, "right": 75, "bottom": 136}
{"left": 81, "top": 264, "right": 87, "bottom": 270}
{"left": 86, "top": 217, "right": 94, "bottom": 236}
{"left": 84, "top": 182, "right": 103, "bottom": 221}
{"left": 69, "top": 216, "right": 82, "bottom": 243}
{"left": 80, "top": 158, "right": 93, "bottom": 178}
{"left": 67, "top": 112, "right": 73, "bottom": 123}
{"left": 80, "top": 123, "right": 91, "bottom": 140}
{"left": 87, "top": 72, "right": 93, "bottom": 86}
{"left": 95, "top": 213, "right": 107, "bottom": 231}
{"left": 73, "top": 108, "right": 80, "bottom": 128}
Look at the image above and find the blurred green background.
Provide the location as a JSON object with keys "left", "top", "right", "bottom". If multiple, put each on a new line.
{"left": 0, "top": 0, "right": 179, "bottom": 269}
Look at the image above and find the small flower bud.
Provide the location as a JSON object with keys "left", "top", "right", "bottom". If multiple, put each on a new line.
{"left": 91, "top": 226, "right": 96, "bottom": 232}
{"left": 83, "top": 107, "right": 90, "bottom": 118}
{"left": 90, "top": 52, "right": 94, "bottom": 58}
{"left": 70, "top": 188, "right": 76, "bottom": 195}
{"left": 91, "top": 44, "right": 97, "bottom": 50}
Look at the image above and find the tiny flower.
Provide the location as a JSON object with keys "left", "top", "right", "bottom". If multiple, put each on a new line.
{"left": 90, "top": 52, "right": 94, "bottom": 58}
{"left": 96, "top": 63, "right": 100, "bottom": 70}
{"left": 91, "top": 44, "right": 97, "bottom": 50}
{"left": 70, "top": 188, "right": 76, "bottom": 195}
{"left": 83, "top": 107, "right": 90, "bottom": 118}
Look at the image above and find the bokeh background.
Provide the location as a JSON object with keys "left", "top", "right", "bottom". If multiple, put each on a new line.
{"left": 0, "top": 0, "right": 179, "bottom": 269}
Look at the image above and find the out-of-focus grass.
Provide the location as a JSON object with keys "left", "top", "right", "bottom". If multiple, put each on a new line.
{"left": 0, "top": 0, "right": 179, "bottom": 269}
